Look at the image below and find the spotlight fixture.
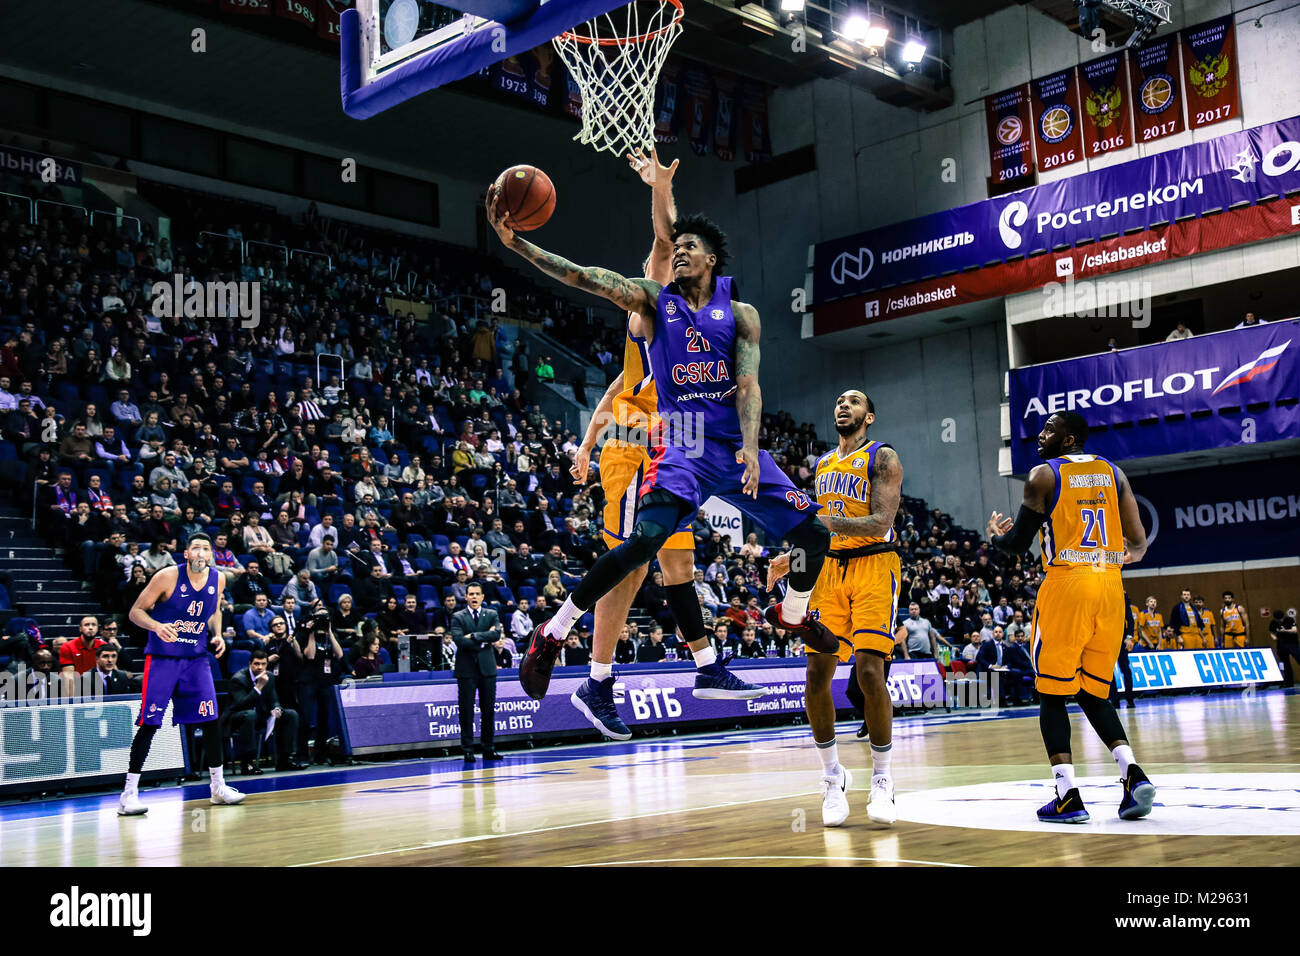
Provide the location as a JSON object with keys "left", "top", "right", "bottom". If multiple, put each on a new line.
{"left": 779, "top": 0, "right": 805, "bottom": 12}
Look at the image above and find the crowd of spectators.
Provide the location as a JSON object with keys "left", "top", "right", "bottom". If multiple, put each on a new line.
{"left": 0, "top": 174, "right": 852, "bottom": 688}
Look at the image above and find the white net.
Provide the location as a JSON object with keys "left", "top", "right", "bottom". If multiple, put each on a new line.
{"left": 552, "top": 0, "right": 684, "bottom": 158}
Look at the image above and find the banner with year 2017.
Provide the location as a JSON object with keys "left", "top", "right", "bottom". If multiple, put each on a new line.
{"left": 984, "top": 84, "right": 1035, "bottom": 185}
{"left": 1129, "top": 34, "right": 1184, "bottom": 145}
{"left": 1181, "top": 14, "right": 1240, "bottom": 131}
{"left": 1079, "top": 52, "right": 1134, "bottom": 158}
{"left": 1031, "top": 67, "right": 1084, "bottom": 173}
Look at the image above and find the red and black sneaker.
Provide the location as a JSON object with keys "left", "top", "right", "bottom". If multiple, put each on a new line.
{"left": 519, "top": 623, "right": 564, "bottom": 700}
{"left": 764, "top": 602, "right": 840, "bottom": 655}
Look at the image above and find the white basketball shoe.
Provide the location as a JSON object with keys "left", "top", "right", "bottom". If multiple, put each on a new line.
{"left": 820, "top": 766, "right": 852, "bottom": 827}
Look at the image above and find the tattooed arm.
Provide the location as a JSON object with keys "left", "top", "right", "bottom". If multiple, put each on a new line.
{"left": 819, "top": 446, "right": 903, "bottom": 538}
{"left": 486, "top": 184, "right": 660, "bottom": 316}
{"left": 733, "top": 301, "right": 762, "bottom": 498}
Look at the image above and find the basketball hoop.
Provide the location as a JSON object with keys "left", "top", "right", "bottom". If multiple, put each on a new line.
{"left": 552, "top": 0, "right": 685, "bottom": 158}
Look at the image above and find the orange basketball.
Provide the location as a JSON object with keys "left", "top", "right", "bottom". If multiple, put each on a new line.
{"left": 494, "top": 164, "right": 556, "bottom": 231}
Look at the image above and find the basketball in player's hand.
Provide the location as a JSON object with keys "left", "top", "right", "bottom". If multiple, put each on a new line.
{"left": 493, "top": 165, "right": 556, "bottom": 231}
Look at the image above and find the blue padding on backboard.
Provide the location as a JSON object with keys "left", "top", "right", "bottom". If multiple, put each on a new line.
{"left": 341, "top": 0, "right": 629, "bottom": 120}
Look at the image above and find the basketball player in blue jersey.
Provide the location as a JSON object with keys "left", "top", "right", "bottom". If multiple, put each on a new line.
{"left": 487, "top": 177, "right": 839, "bottom": 703}
{"left": 118, "top": 532, "right": 246, "bottom": 815}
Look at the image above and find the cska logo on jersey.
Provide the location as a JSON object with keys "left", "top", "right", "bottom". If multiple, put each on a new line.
{"left": 665, "top": 300, "right": 677, "bottom": 315}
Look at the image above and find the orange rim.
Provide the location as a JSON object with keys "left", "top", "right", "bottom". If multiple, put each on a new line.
{"left": 558, "top": 0, "right": 684, "bottom": 47}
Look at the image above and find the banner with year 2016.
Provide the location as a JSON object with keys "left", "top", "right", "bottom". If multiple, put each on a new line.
{"left": 1079, "top": 51, "right": 1134, "bottom": 158}
{"left": 1031, "top": 67, "right": 1084, "bottom": 173}
{"left": 984, "top": 84, "right": 1035, "bottom": 186}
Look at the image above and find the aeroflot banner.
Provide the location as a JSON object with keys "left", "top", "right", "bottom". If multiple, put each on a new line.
{"left": 1128, "top": 458, "right": 1300, "bottom": 568}
{"left": 1007, "top": 322, "right": 1299, "bottom": 472}
{"left": 813, "top": 113, "right": 1300, "bottom": 304}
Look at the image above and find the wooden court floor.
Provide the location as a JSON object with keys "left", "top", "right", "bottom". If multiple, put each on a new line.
{"left": 3, "top": 690, "right": 1299, "bottom": 867}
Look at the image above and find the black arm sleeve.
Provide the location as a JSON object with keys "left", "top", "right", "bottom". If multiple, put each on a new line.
{"left": 990, "top": 505, "right": 1047, "bottom": 554}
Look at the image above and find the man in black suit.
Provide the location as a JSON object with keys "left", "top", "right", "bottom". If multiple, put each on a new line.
{"left": 224, "top": 648, "right": 307, "bottom": 773}
{"left": 450, "top": 582, "right": 503, "bottom": 765}
{"left": 87, "top": 646, "right": 137, "bottom": 696}
{"left": 975, "top": 625, "right": 1034, "bottom": 705}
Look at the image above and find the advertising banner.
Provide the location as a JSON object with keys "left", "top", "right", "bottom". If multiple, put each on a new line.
{"left": 1129, "top": 34, "right": 1184, "bottom": 144}
{"left": 0, "top": 145, "right": 82, "bottom": 186}
{"left": 1030, "top": 68, "right": 1084, "bottom": 173}
{"left": 1181, "top": 14, "right": 1240, "bottom": 131}
{"left": 1115, "top": 647, "right": 1281, "bottom": 692}
{"left": 0, "top": 697, "right": 185, "bottom": 793}
{"left": 700, "top": 495, "right": 743, "bottom": 548}
{"left": 338, "top": 659, "right": 944, "bottom": 753}
{"left": 1006, "top": 322, "right": 1299, "bottom": 471}
{"left": 813, "top": 199, "right": 1300, "bottom": 334}
{"left": 1079, "top": 52, "right": 1134, "bottom": 158}
{"left": 984, "top": 84, "right": 1035, "bottom": 185}
{"left": 813, "top": 114, "right": 1300, "bottom": 305}
{"left": 1127, "top": 459, "right": 1300, "bottom": 569}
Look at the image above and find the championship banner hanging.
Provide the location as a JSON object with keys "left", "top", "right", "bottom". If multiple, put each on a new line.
{"left": 713, "top": 72, "right": 738, "bottom": 162}
{"left": 654, "top": 59, "right": 681, "bottom": 144}
{"left": 1129, "top": 34, "right": 1184, "bottom": 144}
{"left": 1181, "top": 14, "right": 1240, "bottom": 131}
{"left": 984, "top": 84, "right": 1035, "bottom": 184}
{"left": 1031, "top": 67, "right": 1084, "bottom": 173}
{"left": 275, "top": 0, "right": 317, "bottom": 32}
{"left": 1079, "top": 52, "right": 1134, "bottom": 158}
{"left": 741, "top": 80, "right": 772, "bottom": 164}
{"left": 683, "top": 64, "right": 713, "bottom": 157}
{"left": 529, "top": 45, "right": 558, "bottom": 110}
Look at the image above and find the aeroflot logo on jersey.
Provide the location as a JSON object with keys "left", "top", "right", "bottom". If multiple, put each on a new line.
{"left": 1021, "top": 341, "right": 1290, "bottom": 418}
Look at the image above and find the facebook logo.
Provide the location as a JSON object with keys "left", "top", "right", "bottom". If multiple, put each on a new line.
{"left": 864, "top": 300, "right": 880, "bottom": 318}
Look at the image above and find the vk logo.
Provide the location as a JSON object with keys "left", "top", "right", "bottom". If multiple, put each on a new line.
{"left": 998, "top": 200, "right": 1029, "bottom": 250}
{"left": 830, "top": 247, "right": 874, "bottom": 285}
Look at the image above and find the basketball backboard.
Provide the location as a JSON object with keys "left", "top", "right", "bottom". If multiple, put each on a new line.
{"left": 340, "top": 0, "right": 631, "bottom": 119}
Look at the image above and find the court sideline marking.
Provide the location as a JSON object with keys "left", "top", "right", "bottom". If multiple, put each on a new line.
{"left": 291, "top": 788, "right": 854, "bottom": 866}
{"left": 570, "top": 855, "right": 969, "bottom": 867}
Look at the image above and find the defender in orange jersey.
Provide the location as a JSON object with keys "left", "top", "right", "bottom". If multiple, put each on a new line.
{"left": 769, "top": 389, "right": 903, "bottom": 828}
{"left": 988, "top": 411, "right": 1155, "bottom": 824}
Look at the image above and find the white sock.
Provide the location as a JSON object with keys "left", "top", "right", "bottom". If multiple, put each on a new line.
{"left": 693, "top": 645, "right": 717, "bottom": 668}
{"left": 1053, "top": 763, "right": 1076, "bottom": 799}
{"left": 781, "top": 589, "right": 811, "bottom": 625}
{"left": 871, "top": 742, "right": 892, "bottom": 781}
{"left": 124, "top": 772, "right": 140, "bottom": 794}
{"left": 209, "top": 765, "right": 225, "bottom": 789}
{"left": 544, "top": 597, "right": 583, "bottom": 640}
{"left": 1112, "top": 744, "right": 1135, "bottom": 777}
{"left": 815, "top": 737, "right": 840, "bottom": 777}
{"left": 590, "top": 660, "right": 612, "bottom": 681}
